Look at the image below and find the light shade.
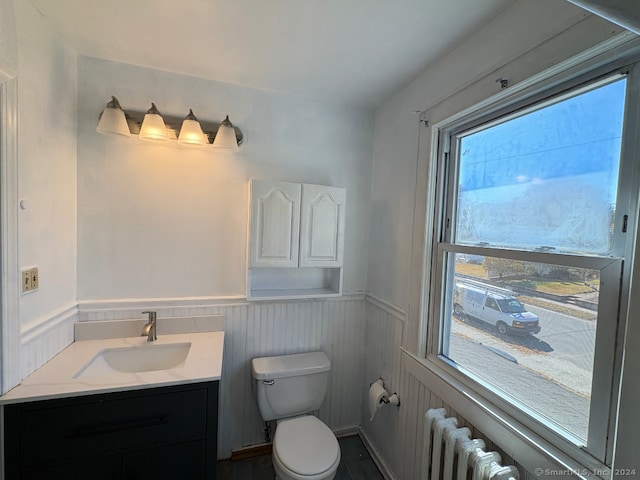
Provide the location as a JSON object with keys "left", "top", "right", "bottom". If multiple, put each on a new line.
{"left": 96, "top": 96, "right": 130, "bottom": 137}
{"left": 178, "top": 109, "right": 207, "bottom": 146}
{"left": 212, "top": 115, "right": 239, "bottom": 151}
{"left": 139, "top": 103, "right": 169, "bottom": 142}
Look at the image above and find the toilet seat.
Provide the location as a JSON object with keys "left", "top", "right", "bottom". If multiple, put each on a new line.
{"left": 273, "top": 415, "right": 340, "bottom": 480}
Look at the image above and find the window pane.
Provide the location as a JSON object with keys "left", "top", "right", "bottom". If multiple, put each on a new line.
{"left": 455, "top": 78, "right": 626, "bottom": 255}
{"left": 443, "top": 253, "right": 603, "bottom": 442}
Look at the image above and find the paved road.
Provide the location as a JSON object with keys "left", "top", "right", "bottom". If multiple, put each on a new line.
{"left": 528, "top": 305, "right": 596, "bottom": 372}
{"left": 447, "top": 303, "right": 595, "bottom": 441}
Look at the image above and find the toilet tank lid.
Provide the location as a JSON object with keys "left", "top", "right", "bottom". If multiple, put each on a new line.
{"left": 252, "top": 352, "right": 330, "bottom": 380}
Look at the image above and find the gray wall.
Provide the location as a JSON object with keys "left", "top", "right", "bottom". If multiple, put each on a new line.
{"left": 76, "top": 56, "right": 372, "bottom": 301}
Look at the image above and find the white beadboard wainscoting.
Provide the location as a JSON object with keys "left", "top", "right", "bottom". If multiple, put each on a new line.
{"left": 20, "top": 303, "right": 78, "bottom": 381}
{"left": 25, "top": 292, "right": 538, "bottom": 476}
{"left": 78, "top": 294, "right": 366, "bottom": 459}
{"left": 361, "top": 296, "right": 534, "bottom": 480}
{"left": 361, "top": 294, "right": 406, "bottom": 478}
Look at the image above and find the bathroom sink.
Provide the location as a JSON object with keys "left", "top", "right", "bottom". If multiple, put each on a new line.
{"left": 74, "top": 342, "right": 191, "bottom": 378}
{"left": 0, "top": 330, "right": 224, "bottom": 404}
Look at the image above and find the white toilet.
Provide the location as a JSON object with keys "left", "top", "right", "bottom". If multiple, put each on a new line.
{"left": 251, "top": 351, "right": 341, "bottom": 480}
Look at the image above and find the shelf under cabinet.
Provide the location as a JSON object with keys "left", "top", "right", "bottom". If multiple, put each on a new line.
{"left": 248, "top": 267, "right": 342, "bottom": 300}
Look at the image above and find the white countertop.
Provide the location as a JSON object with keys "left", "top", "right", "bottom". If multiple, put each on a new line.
{"left": 0, "top": 330, "right": 224, "bottom": 404}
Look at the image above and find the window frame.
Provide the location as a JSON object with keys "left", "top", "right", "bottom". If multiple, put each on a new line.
{"left": 423, "top": 54, "right": 640, "bottom": 468}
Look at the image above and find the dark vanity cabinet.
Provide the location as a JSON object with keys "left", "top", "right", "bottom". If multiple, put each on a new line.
{"left": 3, "top": 381, "right": 218, "bottom": 480}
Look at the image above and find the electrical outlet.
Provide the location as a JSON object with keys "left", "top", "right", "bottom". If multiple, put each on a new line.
{"left": 21, "top": 267, "right": 39, "bottom": 294}
{"left": 30, "top": 267, "right": 39, "bottom": 290}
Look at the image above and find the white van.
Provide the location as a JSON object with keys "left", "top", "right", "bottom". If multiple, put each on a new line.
{"left": 453, "top": 280, "right": 540, "bottom": 336}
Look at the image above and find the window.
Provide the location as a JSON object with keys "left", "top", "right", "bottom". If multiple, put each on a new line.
{"left": 426, "top": 62, "right": 640, "bottom": 466}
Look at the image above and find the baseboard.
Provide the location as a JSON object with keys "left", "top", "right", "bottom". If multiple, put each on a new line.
{"left": 358, "top": 427, "right": 397, "bottom": 480}
{"left": 333, "top": 425, "right": 360, "bottom": 438}
{"left": 229, "top": 425, "right": 361, "bottom": 461}
{"left": 231, "top": 443, "right": 272, "bottom": 461}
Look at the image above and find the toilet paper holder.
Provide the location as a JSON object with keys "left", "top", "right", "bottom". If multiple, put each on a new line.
{"left": 370, "top": 378, "right": 401, "bottom": 407}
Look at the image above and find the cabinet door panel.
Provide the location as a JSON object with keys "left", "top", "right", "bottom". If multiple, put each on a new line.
{"left": 300, "top": 184, "right": 346, "bottom": 267}
{"left": 249, "top": 180, "right": 301, "bottom": 267}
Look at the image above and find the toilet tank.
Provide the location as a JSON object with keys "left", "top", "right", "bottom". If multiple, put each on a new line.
{"left": 251, "top": 352, "right": 331, "bottom": 421}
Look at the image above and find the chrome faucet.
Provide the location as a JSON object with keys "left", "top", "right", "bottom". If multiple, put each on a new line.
{"left": 141, "top": 311, "right": 157, "bottom": 342}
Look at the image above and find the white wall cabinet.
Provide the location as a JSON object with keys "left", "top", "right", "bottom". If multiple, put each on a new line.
{"left": 248, "top": 180, "right": 346, "bottom": 300}
{"left": 249, "top": 181, "right": 301, "bottom": 268}
{"left": 299, "top": 183, "right": 346, "bottom": 267}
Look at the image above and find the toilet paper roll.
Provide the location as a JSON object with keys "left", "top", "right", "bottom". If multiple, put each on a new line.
{"left": 368, "top": 379, "right": 388, "bottom": 421}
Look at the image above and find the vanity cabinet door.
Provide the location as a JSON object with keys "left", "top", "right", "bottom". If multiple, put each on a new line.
{"left": 4, "top": 382, "right": 219, "bottom": 480}
{"left": 299, "top": 184, "right": 346, "bottom": 267}
{"left": 15, "top": 387, "right": 207, "bottom": 466}
{"left": 249, "top": 180, "right": 301, "bottom": 268}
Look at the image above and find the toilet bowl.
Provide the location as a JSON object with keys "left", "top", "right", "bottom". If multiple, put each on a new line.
{"left": 251, "top": 352, "right": 341, "bottom": 480}
{"left": 272, "top": 415, "right": 340, "bottom": 480}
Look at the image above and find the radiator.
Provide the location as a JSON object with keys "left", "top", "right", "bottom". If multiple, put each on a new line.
{"left": 422, "top": 408, "right": 520, "bottom": 480}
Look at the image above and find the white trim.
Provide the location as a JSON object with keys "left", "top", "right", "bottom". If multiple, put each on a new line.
{"left": 0, "top": 71, "right": 19, "bottom": 395}
{"left": 365, "top": 293, "right": 406, "bottom": 322}
{"left": 77, "top": 292, "right": 366, "bottom": 314}
{"left": 358, "top": 426, "right": 396, "bottom": 480}
{"left": 567, "top": 1, "right": 640, "bottom": 36}
{"left": 19, "top": 303, "right": 78, "bottom": 345}
{"left": 78, "top": 295, "right": 247, "bottom": 311}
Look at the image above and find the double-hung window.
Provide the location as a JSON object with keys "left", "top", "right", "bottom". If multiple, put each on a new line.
{"left": 426, "top": 54, "right": 640, "bottom": 466}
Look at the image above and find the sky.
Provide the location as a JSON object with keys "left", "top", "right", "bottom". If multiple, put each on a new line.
{"left": 455, "top": 76, "right": 627, "bottom": 254}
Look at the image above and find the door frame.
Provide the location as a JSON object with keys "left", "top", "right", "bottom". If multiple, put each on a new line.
{"left": 0, "top": 69, "right": 19, "bottom": 395}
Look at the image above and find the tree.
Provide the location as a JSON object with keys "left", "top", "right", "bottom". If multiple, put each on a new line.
{"left": 483, "top": 258, "right": 532, "bottom": 278}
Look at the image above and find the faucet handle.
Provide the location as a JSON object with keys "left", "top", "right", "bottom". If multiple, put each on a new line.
{"left": 141, "top": 311, "right": 157, "bottom": 322}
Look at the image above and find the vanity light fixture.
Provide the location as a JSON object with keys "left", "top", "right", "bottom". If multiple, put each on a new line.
{"left": 178, "top": 109, "right": 207, "bottom": 146}
{"left": 139, "top": 103, "right": 170, "bottom": 142}
{"left": 96, "top": 96, "right": 130, "bottom": 137}
{"left": 212, "top": 115, "right": 239, "bottom": 151}
{"left": 96, "top": 96, "right": 244, "bottom": 150}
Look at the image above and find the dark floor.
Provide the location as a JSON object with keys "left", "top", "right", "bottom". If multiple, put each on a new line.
{"left": 217, "top": 434, "right": 384, "bottom": 480}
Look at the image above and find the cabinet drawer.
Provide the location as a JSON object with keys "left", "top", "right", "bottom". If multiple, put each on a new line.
{"left": 14, "top": 387, "right": 208, "bottom": 466}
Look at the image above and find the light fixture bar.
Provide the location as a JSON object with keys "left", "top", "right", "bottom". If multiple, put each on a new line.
{"left": 121, "top": 109, "right": 243, "bottom": 146}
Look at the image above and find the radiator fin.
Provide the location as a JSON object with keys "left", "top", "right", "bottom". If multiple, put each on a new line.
{"left": 422, "top": 408, "right": 520, "bottom": 480}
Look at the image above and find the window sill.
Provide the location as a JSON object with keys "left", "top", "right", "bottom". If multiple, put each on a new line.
{"left": 401, "top": 347, "right": 609, "bottom": 480}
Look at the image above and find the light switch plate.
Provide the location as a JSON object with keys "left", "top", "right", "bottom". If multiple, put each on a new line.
{"left": 21, "top": 266, "right": 38, "bottom": 294}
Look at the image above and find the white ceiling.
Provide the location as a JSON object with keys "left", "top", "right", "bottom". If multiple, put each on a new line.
{"left": 29, "top": 0, "right": 516, "bottom": 109}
